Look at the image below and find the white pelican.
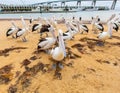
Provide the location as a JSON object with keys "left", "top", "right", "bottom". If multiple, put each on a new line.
{"left": 32, "top": 17, "right": 42, "bottom": 32}
{"left": 16, "top": 16, "right": 30, "bottom": 42}
{"left": 79, "top": 17, "right": 89, "bottom": 34}
{"left": 6, "top": 21, "right": 18, "bottom": 38}
{"left": 29, "top": 16, "right": 34, "bottom": 24}
{"left": 62, "top": 21, "right": 80, "bottom": 40}
{"left": 97, "top": 22, "right": 114, "bottom": 45}
{"left": 37, "top": 26, "right": 57, "bottom": 51}
{"left": 91, "top": 16, "right": 104, "bottom": 33}
{"left": 107, "top": 15, "right": 119, "bottom": 32}
{"left": 51, "top": 29, "right": 66, "bottom": 61}
{"left": 62, "top": 21, "right": 74, "bottom": 40}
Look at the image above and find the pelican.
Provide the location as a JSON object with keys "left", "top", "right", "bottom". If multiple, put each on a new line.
{"left": 71, "top": 16, "right": 77, "bottom": 26}
{"left": 16, "top": 16, "right": 30, "bottom": 42}
{"left": 40, "top": 24, "right": 51, "bottom": 37}
{"left": 6, "top": 21, "right": 18, "bottom": 38}
{"left": 29, "top": 16, "right": 34, "bottom": 24}
{"left": 51, "top": 29, "right": 66, "bottom": 61}
{"left": 97, "top": 21, "right": 114, "bottom": 46}
{"left": 91, "top": 16, "right": 104, "bottom": 33}
{"left": 62, "top": 21, "right": 80, "bottom": 40}
{"left": 62, "top": 21, "right": 74, "bottom": 40}
{"left": 79, "top": 17, "right": 89, "bottom": 34}
{"left": 32, "top": 17, "right": 42, "bottom": 33}
{"left": 107, "top": 15, "right": 119, "bottom": 32}
{"left": 37, "top": 26, "right": 57, "bottom": 51}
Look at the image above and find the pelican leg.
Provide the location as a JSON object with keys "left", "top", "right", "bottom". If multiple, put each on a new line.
{"left": 40, "top": 33, "right": 42, "bottom": 38}
{"left": 70, "top": 36, "right": 74, "bottom": 40}
{"left": 22, "top": 37, "right": 27, "bottom": 42}
{"left": 80, "top": 31, "right": 83, "bottom": 34}
{"left": 45, "top": 49, "right": 50, "bottom": 54}
{"left": 94, "top": 29, "right": 98, "bottom": 34}
{"left": 52, "top": 63, "right": 57, "bottom": 70}
{"left": 37, "top": 29, "right": 39, "bottom": 33}
{"left": 58, "top": 62, "right": 64, "bottom": 69}
{"left": 12, "top": 35, "right": 16, "bottom": 38}
{"left": 22, "top": 37, "right": 24, "bottom": 42}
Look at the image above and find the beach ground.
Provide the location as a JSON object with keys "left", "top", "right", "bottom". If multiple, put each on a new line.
{"left": 0, "top": 20, "right": 120, "bottom": 93}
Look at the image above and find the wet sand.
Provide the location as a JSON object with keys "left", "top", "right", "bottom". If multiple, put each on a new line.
{"left": 0, "top": 20, "right": 120, "bottom": 93}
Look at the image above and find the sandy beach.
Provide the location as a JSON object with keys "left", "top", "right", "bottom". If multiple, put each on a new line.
{"left": 0, "top": 19, "right": 120, "bottom": 93}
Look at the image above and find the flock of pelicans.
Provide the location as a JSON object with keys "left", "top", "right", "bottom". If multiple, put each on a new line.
{"left": 6, "top": 14, "right": 120, "bottom": 69}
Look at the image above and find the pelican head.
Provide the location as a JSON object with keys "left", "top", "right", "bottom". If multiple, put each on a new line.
{"left": 72, "top": 16, "right": 75, "bottom": 20}
{"left": 79, "top": 17, "right": 82, "bottom": 21}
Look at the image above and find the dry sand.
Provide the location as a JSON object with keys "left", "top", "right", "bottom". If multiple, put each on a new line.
{"left": 0, "top": 20, "right": 120, "bottom": 93}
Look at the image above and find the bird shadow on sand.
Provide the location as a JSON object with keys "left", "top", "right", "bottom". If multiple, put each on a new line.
{"left": 0, "top": 47, "right": 28, "bottom": 57}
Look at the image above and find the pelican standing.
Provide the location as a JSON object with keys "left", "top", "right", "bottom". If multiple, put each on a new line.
{"left": 51, "top": 29, "right": 66, "bottom": 61}
{"left": 97, "top": 22, "right": 114, "bottom": 46}
{"left": 16, "top": 16, "right": 30, "bottom": 42}
{"left": 6, "top": 21, "right": 18, "bottom": 38}
{"left": 62, "top": 21, "right": 80, "bottom": 40}
{"left": 29, "top": 16, "right": 34, "bottom": 24}
{"left": 51, "top": 29, "right": 66, "bottom": 69}
{"left": 32, "top": 17, "right": 42, "bottom": 33}
{"left": 79, "top": 17, "right": 89, "bottom": 34}
{"left": 91, "top": 16, "right": 104, "bottom": 33}
{"left": 37, "top": 26, "right": 57, "bottom": 51}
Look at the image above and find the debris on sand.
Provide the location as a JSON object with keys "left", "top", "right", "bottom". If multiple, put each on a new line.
{"left": 29, "top": 56, "right": 37, "bottom": 61}
{"left": 0, "top": 47, "right": 27, "bottom": 57}
{"left": 8, "top": 84, "right": 17, "bottom": 93}
{"left": 20, "top": 59, "right": 31, "bottom": 68}
{"left": 0, "top": 64, "right": 14, "bottom": 84}
{"left": 72, "top": 74, "right": 86, "bottom": 79}
{"left": 66, "top": 61, "right": 74, "bottom": 68}
{"left": 87, "top": 68, "right": 96, "bottom": 73}
{"left": 71, "top": 43, "right": 86, "bottom": 54}
{"left": 96, "top": 59, "right": 110, "bottom": 64}
{"left": 12, "top": 62, "right": 50, "bottom": 92}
